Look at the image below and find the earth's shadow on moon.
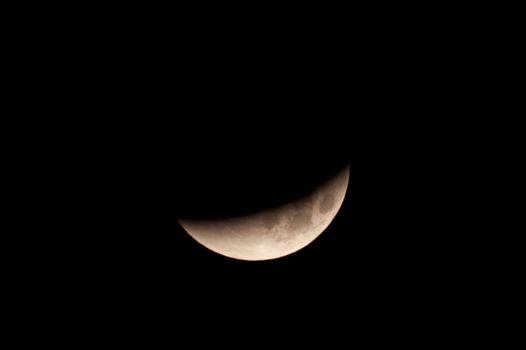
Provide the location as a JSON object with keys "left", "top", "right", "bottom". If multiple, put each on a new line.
{"left": 175, "top": 155, "right": 350, "bottom": 222}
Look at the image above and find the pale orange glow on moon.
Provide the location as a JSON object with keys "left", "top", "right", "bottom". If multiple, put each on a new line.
{"left": 178, "top": 166, "right": 350, "bottom": 261}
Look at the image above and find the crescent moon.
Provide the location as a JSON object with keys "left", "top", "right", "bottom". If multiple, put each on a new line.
{"left": 178, "top": 165, "right": 350, "bottom": 261}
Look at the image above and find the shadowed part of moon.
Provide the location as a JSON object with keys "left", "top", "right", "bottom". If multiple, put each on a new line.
{"left": 178, "top": 165, "right": 350, "bottom": 261}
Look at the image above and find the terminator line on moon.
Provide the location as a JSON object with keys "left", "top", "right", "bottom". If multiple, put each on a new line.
{"left": 178, "top": 165, "right": 350, "bottom": 261}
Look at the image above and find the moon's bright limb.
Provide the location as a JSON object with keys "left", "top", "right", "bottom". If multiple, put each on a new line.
{"left": 178, "top": 165, "right": 350, "bottom": 261}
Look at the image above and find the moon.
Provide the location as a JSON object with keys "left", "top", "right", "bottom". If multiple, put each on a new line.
{"left": 178, "top": 165, "right": 350, "bottom": 261}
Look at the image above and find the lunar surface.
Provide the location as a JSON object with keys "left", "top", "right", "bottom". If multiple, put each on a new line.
{"left": 178, "top": 165, "right": 350, "bottom": 261}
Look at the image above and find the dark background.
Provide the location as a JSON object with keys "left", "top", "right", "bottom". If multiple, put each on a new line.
{"left": 2, "top": 3, "right": 506, "bottom": 344}
{"left": 13, "top": 17, "right": 470, "bottom": 340}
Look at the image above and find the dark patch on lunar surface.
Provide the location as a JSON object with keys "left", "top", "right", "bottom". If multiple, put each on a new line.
{"left": 319, "top": 193, "right": 336, "bottom": 214}
{"left": 262, "top": 211, "right": 280, "bottom": 230}
{"left": 287, "top": 208, "right": 313, "bottom": 232}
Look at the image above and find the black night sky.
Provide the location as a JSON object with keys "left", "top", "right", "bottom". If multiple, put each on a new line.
{"left": 22, "top": 23, "right": 463, "bottom": 340}
{"left": 9, "top": 6, "right": 490, "bottom": 344}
